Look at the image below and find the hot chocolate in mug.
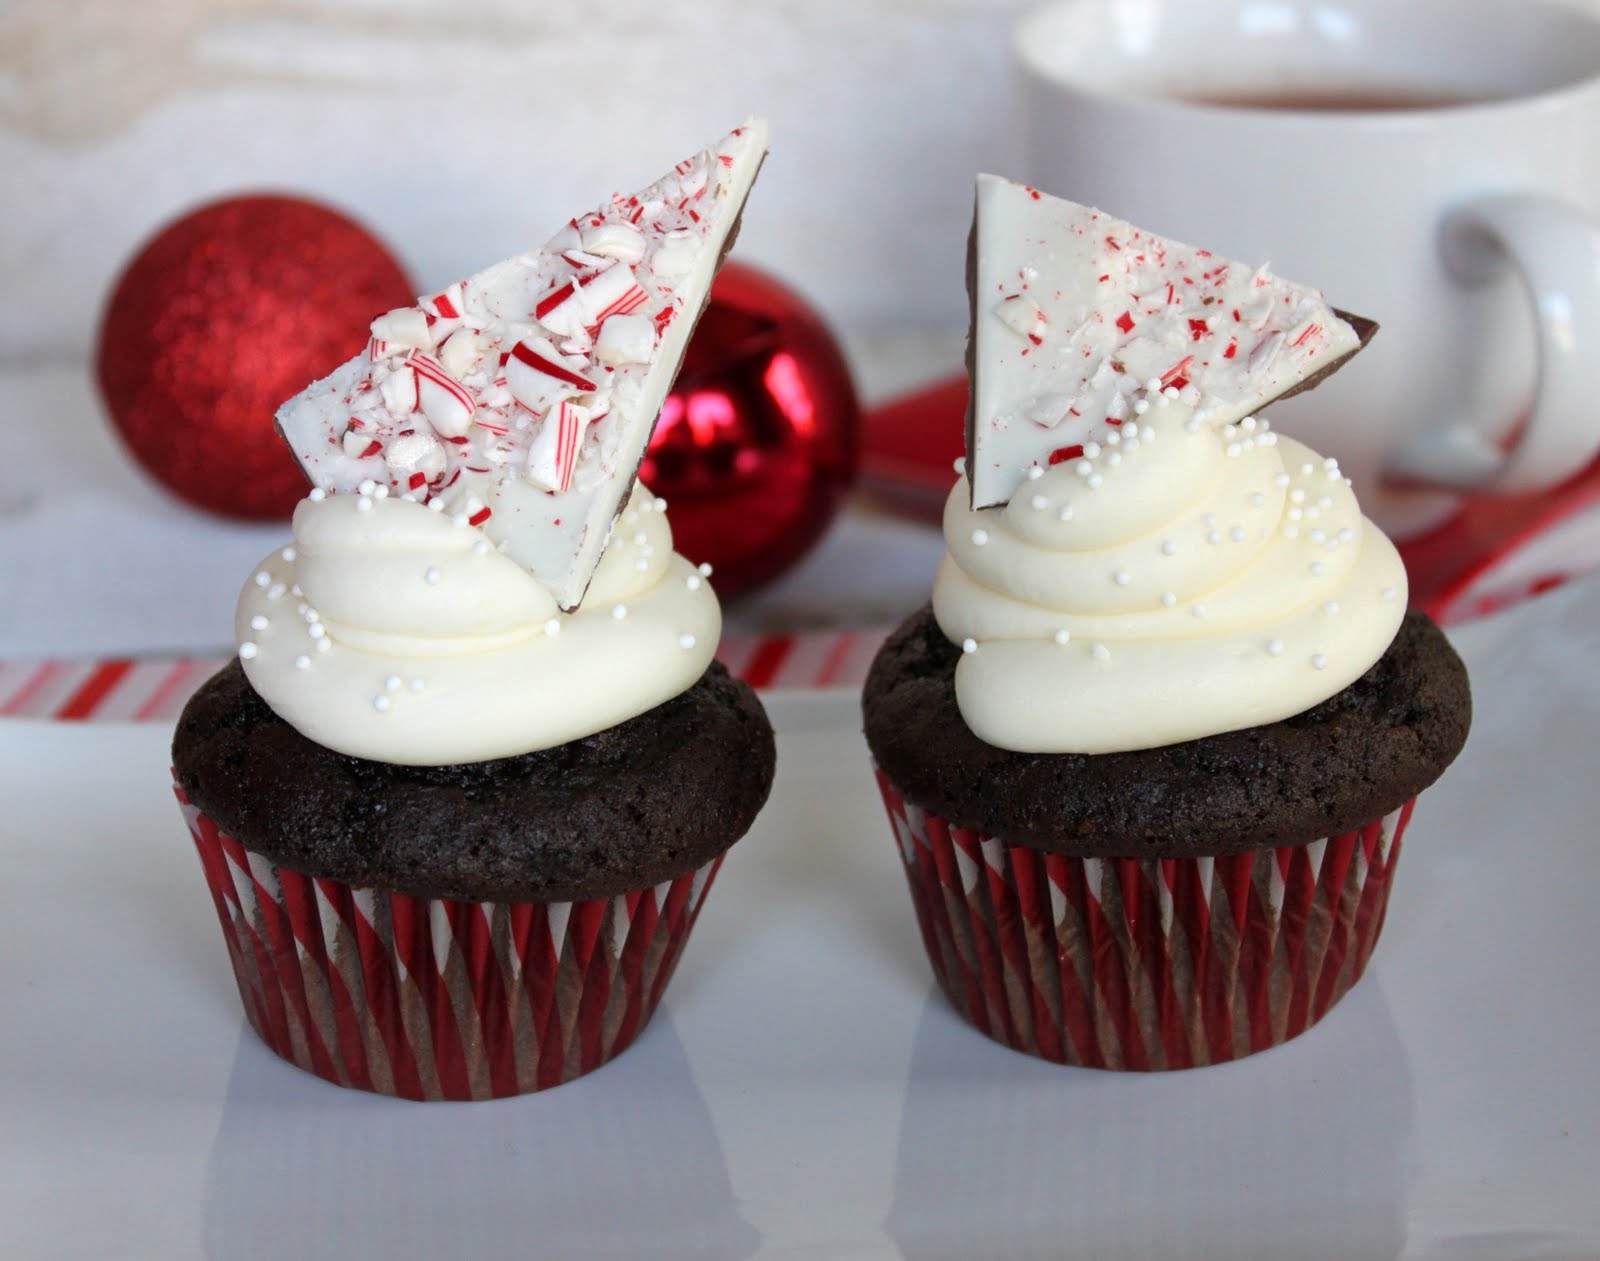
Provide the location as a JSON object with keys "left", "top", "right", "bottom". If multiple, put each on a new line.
{"left": 1016, "top": 0, "right": 1600, "bottom": 535}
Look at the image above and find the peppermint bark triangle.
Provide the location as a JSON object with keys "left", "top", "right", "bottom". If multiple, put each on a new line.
{"left": 276, "top": 119, "right": 768, "bottom": 609}
{"left": 964, "top": 174, "right": 1376, "bottom": 509}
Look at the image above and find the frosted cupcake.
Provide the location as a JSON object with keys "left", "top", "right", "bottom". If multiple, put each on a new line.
{"left": 863, "top": 177, "right": 1470, "bottom": 1070}
{"left": 174, "top": 122, "right": 776, "bottom": 1100}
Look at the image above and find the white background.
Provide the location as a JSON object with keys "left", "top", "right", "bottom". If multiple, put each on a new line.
{"left": 3, "top": 0, "right": 1598, "bottom": 652}
{"left": 0, "top": 0, "right": 1038, "bottom": 371}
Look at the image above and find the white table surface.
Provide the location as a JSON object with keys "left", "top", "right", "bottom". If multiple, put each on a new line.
{"left": 4, "top": 576, "right": 1599, "bottom": 1259}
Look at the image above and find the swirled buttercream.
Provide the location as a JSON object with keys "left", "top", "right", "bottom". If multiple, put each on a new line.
{"left": 235, "top": 486, "right": 718, "bottom": 765}
{"left": 933, "top": 398, "right": 1407, "bottom": 753}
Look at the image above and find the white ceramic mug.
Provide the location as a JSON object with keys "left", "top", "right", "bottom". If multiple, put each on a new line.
{"left": 1015, "top": 0, "right": 1600, "bottom": 535}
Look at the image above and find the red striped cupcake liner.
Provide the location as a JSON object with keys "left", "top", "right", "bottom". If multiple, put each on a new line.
{"left": 874, "top": 770, "right": 1415, "bottom": 1070}
{"left": 177, "top": 785, "right": 724, "bottom": 1100}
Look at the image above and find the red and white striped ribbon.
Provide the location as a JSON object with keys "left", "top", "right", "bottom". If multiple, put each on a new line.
{"left": 0, "top": 627, "right": 890, "bottom": 723}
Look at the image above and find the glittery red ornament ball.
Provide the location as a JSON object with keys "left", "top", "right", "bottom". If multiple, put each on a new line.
{"left": 643, "top": 262, "right": 860, "bottom": 599}
{"left": 96, "top": 195, "right": 414, "bottom": 519}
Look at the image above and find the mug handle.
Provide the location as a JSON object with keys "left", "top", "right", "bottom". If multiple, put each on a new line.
{"left": 1389, "top": 193, "right": 1600, "bottom": 495}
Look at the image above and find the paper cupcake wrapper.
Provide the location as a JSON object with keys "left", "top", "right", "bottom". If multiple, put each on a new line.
{"left": 874, "top": 770, "right": 1415, "bottom": 1070}
{"left": 176, "top": 786, "right": 723, "bottom": 1100}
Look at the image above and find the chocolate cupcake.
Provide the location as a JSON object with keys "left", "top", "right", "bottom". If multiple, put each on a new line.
{"left": 863, "top": 177, "right": 1470, "bottom": 1070}
{"left": 172, "top": 121, "right": 776, "bottom": 1099}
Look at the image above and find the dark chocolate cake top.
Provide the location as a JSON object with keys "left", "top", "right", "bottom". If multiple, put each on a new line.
{"left": 864, "top": 606, "right": 1469, "bottom": 858}
{"left": 175, "top": 659, "right": 775, "bottom": 902}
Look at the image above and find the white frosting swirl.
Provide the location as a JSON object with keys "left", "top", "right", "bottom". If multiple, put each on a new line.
{"left": 235, "top": 487, "right": 718, "bottom": 765}
{"left": 933, "top": 400, "right": 1407, "bottom": 753}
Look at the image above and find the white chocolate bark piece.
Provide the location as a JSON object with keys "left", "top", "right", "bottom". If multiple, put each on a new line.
{"left": 965, "top": 174, "right": 1374, "bottom": 509}
{"left": 277, "top": 119, "right": 768, "bottom": 609}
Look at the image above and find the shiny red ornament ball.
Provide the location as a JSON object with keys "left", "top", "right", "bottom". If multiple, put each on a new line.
{"left": 96, "top": 195, "right": 414, "bottom": 519}
{"left": 642, "top": 261, "right": 860, "bottom": 599}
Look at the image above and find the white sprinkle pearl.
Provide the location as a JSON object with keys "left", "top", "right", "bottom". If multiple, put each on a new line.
{"left": 294, "top": 655, "right": 310, "bottom": 670}
{"left": 249, "top": 615, "right": 268, "bottom": 631}
{"left": 308, "top": 623, "right": 327, "bottom": 640}
{"left": 1075, "top": 460, "right": 1093, "bottom": 477}
{"left": 385, "top": 675, "right": 402, "bottom": 691}
{"left": 1206, "top": 530, "right": 1222, "bottom": 545}
{"left": 280, "top": 547, "right": 297, "bottom": 562}
{"left": 1230, "top": 526, "right": 1246, "bottom": 542}
{"left": 1160, "top": 539, "right": 1178, "bottom": 556}
{"left": 373, "top": 484, "right": 389, "bottom": 499}
{"left": 409, "top": 678, "right": 424, "bottom": 693}
{"left": 1134, "top": 398, "right": 1150, "bottom": 415}
{"left": 1191, "top": 603, "right": 1207, "bottom": 619}
{"left": 268, "top": 583, "right": 286, "bottom": 600}
{"left": 1113, "top": 570, "right": 1131, "bottom": 586}
{"left": 425, "top": 567, "right": 441, "bottom": 585}
{"left": 1030, "top": 494, "right": 1048, "bottom": 510}
{"left": 1091, "top": 642, "right": 1111, "bottom": 661}
{"left": 961, "top": 638, "right": 978, "bottom": 654}
{"left": 358, "top": 479, "right": 376, "bottom": 496}
{"left": 1056, "top": 505, "right": 1074, "bottom": 522}
{"left": 316, "top": 639, "right": 331, "bottom": 654}
{"left": 971, "top": 528, "right": 989, "bottom": 546}
{"left": 451, "top": 512, "right": 468, "bottom": 527}
{"left": 634, "top": 531, "right": 648, "bottom": 545}
{"left": 1053, "top": 629, "right": 1071, "bottom": 645}
{"left": 373, "top": 695, "right": 391, "bottom": 712}
{"left": 1161, "top": 592, "right": 1177, "bottom": 607}
{"left": 1324, "top": 601, "right": 1340, "bottom": 615}
{"left": 1087, "top": 473, "right": 1104, "bottom": 489}
{"left": 1274, "top": 473, "right": 1291, "bottom": 488}
{"left": 1311, "top": 653, "right": 1329, "bottom": 670}
{"left": 686, "top": 574, "right": 703, "bottom": 591}
{"left": 1382, "top": 587, "right": 1399, "bottom": 602}
{"left": 680, "top": 633, "right": 698, "bottom": 650}
{"left": 545, "top": 618, "right": 562, "bottom": 637}
{"left": 1027, "top": 465, "right": 1044, "bottom": 481}
{"left": 612, "top": 604, "right": 628, "bottom": 620}
{"left": 254, "top": 571, "right": 270, "bottom": 588}
{"left": 309, "top": 488, "right": 326, "bottom": 502}
{"left": 357, "top": 497, "right": 373, "bottom": 513}
{"left": 472, "top": 539, "right": 490, "bottom": 557}
{"left": 429, "top": 499, "right": 444, "bottom": 513}
{"left": 1310, "top": 562, "right": 1326, "bottom": 576}
{"left": 953, "top": 457, "right": 967, "bottom": 476}
{"left": 698, "top": 563, "right": 713, "bottom": 577}
{"left": 1338, "top": 528, "right": 1355, "bottom": 543}
{"left": 635, "top": 558, "right": 650, "bottom": 572}
{"left": 1250, "top": 493, "right": 1266, "bottom": 508}
{"left": 1267, "top": 639, "right": 1285, "bottom": 657}
{"left": 238, "top": 642, "right": 258, "bottom": 660}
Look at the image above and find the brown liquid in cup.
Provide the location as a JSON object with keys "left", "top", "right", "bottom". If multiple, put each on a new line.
{"left": 1176, "top": 86, "right": 1483, "bottom": 112}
